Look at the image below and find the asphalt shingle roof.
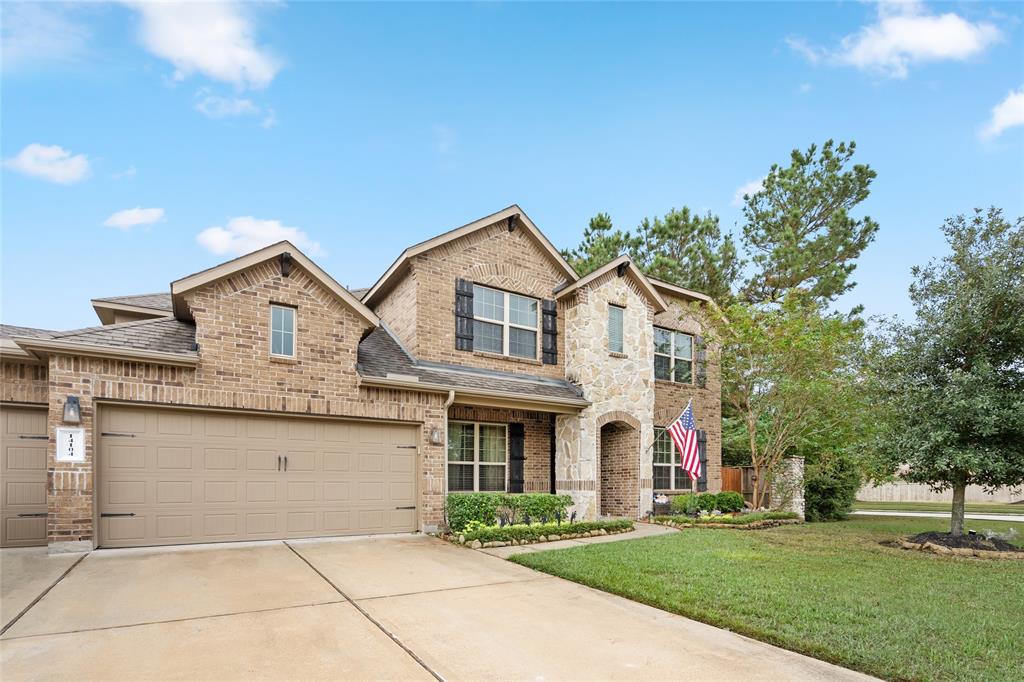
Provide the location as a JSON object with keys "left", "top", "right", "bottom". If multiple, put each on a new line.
{"left": 93, "top": 292, "right": 173, "bottom": 311}
{"left": 0, "top": 324, "right": 57, "bottom": 340}
{"left": 48, "top": 317, "right": 197, "bottom": 356}
{"left": 357, "top": 326, "right": 584, "bottom": 401}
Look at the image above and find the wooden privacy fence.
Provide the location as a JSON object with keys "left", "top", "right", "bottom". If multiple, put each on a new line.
{"left": 721, "top": 466, "right": 770, "bottom": 508}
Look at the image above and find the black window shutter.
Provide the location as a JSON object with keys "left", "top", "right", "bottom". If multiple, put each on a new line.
{"left": 541, "top": 299, "right": 558, "bottom": 364}
{"left": 509, "top": 423, "right": 525, "bottom": 493}
{"left": 695, "top": 335, "right": 707, "bottom": 388}
{"left": 455, "top": 278, "right": 474, "bottom": 351}
{"left": 696, "top": 430, "right": 708, "bottom": 492}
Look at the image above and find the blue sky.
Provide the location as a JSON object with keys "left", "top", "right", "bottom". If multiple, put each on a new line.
{"left": 3, "top": 1, "right": 1022, "bottom": 330}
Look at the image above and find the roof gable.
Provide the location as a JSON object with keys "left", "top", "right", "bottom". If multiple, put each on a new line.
{"left": 363, "top": 205, "right": 578, "bottom": 307}
{"left": 170, "top": 241, "right": 378, "bottom": 328}
{"left": 554, "top": 256, "right": 668, "bottom": 312}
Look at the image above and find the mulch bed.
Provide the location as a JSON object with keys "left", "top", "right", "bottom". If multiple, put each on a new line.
{"left": 898, "top": 531, "right": 1023, "bottom": 559}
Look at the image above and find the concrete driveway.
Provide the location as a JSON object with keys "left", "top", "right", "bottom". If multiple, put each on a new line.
{"left": 1, "top": 534, "right": 874, "bottom": 681}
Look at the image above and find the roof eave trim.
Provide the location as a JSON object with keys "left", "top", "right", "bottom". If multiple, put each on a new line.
{"left": 170, "top": 241, "right": 379, "bottom": 328}
{"left": 358, "top": 375, "right": 590, "bottom": 411}
{"left": 648, "top": 278, "right": 714, "bottom": 304}
{"left": 362, "top": 205, "right": 579, "bottom": 307}
{"left": 11, "top": 338, "right": 200, "bottom": 367}
{"left": 554, "top": 256, "right": 669, "bottom": 312}
{"left": 91, "top": 300, "right": 174, "bottom": 324}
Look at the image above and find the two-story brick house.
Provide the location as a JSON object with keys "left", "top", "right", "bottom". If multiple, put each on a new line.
{"left": 0, "top": 205, "right": 720, "bottom": 552}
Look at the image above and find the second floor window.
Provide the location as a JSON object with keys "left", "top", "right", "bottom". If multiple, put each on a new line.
{"left": 472, "top": 284, "right": 538, "bottom": 359}
{"left": 654, "top": 327, "right": 693, "bottom": 382}
{"left": 270, "top": 304, "right": 296, "bottom": 357}
{"left": 608, "top": 304, "right": 624, "bottom": 353}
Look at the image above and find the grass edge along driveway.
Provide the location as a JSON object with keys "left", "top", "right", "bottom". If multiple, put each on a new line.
{"left": 511, "top": 517, "right": 1024, "bottom": 682}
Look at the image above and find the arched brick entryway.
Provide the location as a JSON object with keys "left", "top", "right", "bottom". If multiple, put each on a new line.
{"left": 598, "top": 416, "right": 640, "bottom": 518}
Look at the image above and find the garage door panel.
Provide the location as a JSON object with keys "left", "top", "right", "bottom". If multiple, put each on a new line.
{"left": 2, "top": 407, "right": 49, "bottom": 546}
{"left": 104, "top": 408, "right": 146, "bottom": 434}
{"left": 99, "top": 406, "right": 418, "bottom": 547}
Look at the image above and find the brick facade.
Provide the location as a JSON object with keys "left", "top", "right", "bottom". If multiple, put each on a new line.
{"left": 375, "top": 220, "right": 570, "bottom": 379}
{"left": 1, "top": 360, "right": 48, "bottom": 404}
{"left": 598, "top": 421, "right": 640, "bottom": 517}
{"left": 448, "top": 404, "right": 552, "bottom": 493}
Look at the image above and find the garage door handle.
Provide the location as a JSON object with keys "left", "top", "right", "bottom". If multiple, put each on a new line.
{"left": 395, "top": 506, "right": 416, "bottom": 510}
{"left": 284, "top": 455, "right": 288, "bottom": 471}
{"left": 277, "top": 455, "right": 282, "bottom": 471}
{"left": 17, "top": 513, "right": 47, "bottom": 518}
{"left": 18, "top": 435, "right": 48, "bottom": 440}
{"left": 100, "top": 513, "right": 136, "bottom": 518}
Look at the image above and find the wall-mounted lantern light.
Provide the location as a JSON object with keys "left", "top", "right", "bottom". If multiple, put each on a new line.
{"left": 429, "top": 426, "right": 443, "bottom": 446}
{"left": 62, "top": 396, "right": 81, "bottom": 424}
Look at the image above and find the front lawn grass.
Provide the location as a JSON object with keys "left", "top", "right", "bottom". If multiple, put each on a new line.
{"left": 511, "top": 516, "right": 1024, "bottom": 682}
{"left": 853, "top": 500, "right": 1024, "bottom": 515}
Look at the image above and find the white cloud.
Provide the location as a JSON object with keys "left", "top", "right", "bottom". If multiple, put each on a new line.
{"left": 124, "top": 1, "right": 280, "bottom": 89}
{"left": 103, "top": 207, "right": 165, "bottom": 230}
{"left": 4, "top": 144, "right": 90, "bottom": 184}
{"left": 1, "top": 2, "right": 90, "bottom": 72}
{"left": 197, "top": 217, "right": 321, "bottom": 257}
{"left": 788, "top": 1, "right": 1002, "bottom": 79}
{"left": 195, "top": 91, "right": 260, "bottom": 118}
{"left": 732, "top": 177, "right": 765, "bottom": 206}
{"left": 980, "top": 87, "right": 1024, "bottom": 140}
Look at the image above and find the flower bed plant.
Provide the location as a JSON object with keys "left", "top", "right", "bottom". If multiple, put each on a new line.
{"left": 654, "top": 511, "right": 800, "bottom": 529}
{"left": 451, "top": 519, "right": 634, "bottom": 548}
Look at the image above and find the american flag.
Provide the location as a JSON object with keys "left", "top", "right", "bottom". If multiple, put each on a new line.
{"left": 667, "top": 400, "right": 701, "bottom": 481}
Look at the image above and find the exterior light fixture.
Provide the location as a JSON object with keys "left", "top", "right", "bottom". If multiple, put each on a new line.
{"left": 429, "top": 426, "right": 443, "bottom": 445}
{"left": 62, "top": 396, "right": 81, "bottom": 424}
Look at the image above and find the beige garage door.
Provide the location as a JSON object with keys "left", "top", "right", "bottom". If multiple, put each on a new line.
{"left": 1, "top": 406, "right": 49, "bottom": 547}
{"left": 98, "top": 405, "right": 418, "bottom": 548}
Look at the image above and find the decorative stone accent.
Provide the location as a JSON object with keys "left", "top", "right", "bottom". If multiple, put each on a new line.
{"left": 771, "top": 457, "right": 805, "bottom": 520}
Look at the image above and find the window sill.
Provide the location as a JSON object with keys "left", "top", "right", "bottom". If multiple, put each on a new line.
{"left": 654, "top": 378, "right": 698, "bottom": 388}
{"left": 608, "top": 351, "right": 628, "bottom": 359}
{"left": 472, "top": 350, "right": 543, "bottom": 366}
{"left": 270, "top": 355, "right": 299, "bottom": 365}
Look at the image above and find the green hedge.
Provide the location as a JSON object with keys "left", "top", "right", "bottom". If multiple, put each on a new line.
{"left": 656, "top": 511, "right": 798, "bottom": 525}
{"left": 669, "top": 491, "right": 745, "bottom": 514}
{"left": 445, "top": 492, "right": 574, "bottom": 532}
{"left": 460, "top": 519, "right": 634, "bottom": 543}
{"left": 804, "top": 453, "right": 860, "bottom": 522}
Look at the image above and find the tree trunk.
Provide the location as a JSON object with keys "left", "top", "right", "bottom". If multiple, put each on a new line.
{"left": 950, "top": 482, "right": 966, "bottom": 536}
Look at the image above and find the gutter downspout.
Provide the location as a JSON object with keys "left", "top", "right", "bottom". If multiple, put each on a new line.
{"left": 441, "top": 389, "right": 456, "bottom": 484}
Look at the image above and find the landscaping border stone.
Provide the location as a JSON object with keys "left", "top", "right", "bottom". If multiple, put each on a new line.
{"left": 447, "top": 525, "right": 635, "bottom": 549}
{"left": 653, "top": 518, "right": 804, "bottom": 530}
{"left": 897, "top": 539, "right": 1024, "bottom": 560}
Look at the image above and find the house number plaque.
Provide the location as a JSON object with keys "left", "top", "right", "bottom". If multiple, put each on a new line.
{"left": 55, "top": 427, "right": 86, "bottom": 463}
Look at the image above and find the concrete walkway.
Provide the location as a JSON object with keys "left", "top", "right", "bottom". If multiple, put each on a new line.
{"left": 1, "top": 533, "right": 876, "bottom": 681}
{"left": 853, "top": 510, "right": 1024, "bottom": 522}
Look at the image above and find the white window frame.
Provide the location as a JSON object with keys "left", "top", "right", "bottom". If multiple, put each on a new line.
{"left": 654, "top": 327, "right": 694, "bottom": 383}
{"left": 446, "top": 421, "right": 509, "bottom": 493}
{"left": 653, "top": 427, "right": 692, "bottom": 491}
{"left": 270, "top": 304, "right": 296, "bottom": 358}
{"left": 472, "top": 284, "right": 539, "bottom": 360}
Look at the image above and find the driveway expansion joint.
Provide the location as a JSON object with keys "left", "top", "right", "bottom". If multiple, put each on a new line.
{"left": 353, "top": 575, "right": 555, "bottom": 603}
{"left": 284, "top": 541, "right": 445, "bottom": 682}
{"left": 0, "top": 551, "right": 89, "bottom": 638}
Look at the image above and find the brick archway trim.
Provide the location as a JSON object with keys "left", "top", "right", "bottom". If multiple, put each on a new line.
{"left": 597, "top": 410, "right": 640, "bottom": 430}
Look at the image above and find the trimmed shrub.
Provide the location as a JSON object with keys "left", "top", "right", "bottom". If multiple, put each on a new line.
{"left": 669, "top": 492, "right": 721, "bottom": 514}
{"left": 804, "top": 453, "right": 861, "bottom": 522}
{"left": 655, "top": 511, "right": 798, "bottom": 526}
{"left": 445, "top": 492, "right": 574, "bottom": 532}
{"left": 715, "top": 491, "right": 745, "bottom": 513}
{"left": 460, "top": 519, "right": 634, "bottom": 544}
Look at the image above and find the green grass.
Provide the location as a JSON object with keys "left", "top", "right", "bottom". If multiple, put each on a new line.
{"left": 854, "top": 500, "right": 1024, "bottom": 515}
{"left": 512, "top": 517, "right": 1024, "bottom": 682}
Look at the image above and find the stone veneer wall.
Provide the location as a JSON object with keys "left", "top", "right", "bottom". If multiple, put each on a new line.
{"left": 1, "top": 360, "right": 48, "bottom": 404}
{"left": 559, "top": 271, "right": 656, "bottom": 520}
{"left": 771, "top": 457, "right": 805, "bottom": 519}
{"left": 448, "top": 405, "right": 552, "bottom": 493}
{"left": 652, "top": 294, "right": 723, "bottom": 494}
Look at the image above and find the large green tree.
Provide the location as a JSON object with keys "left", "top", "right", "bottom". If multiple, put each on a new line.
{"left": 741, "top": 139, "right": 879, "bottom": 305}
{"left": 865, "top": 208, "right": 1024, "bottom": 536}
{"left": 562, "top": 208, "right": 741, "bottom": 303}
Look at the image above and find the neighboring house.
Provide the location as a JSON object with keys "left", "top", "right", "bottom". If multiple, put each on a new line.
{"left": 0, "top": 205, "right": 720, "bottom": 552}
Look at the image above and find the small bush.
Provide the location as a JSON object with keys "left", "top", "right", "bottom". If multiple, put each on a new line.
{"left": 715, "top": 491, "right": 745, "bottom": 513}
{"left": 460, "top": 519, "right": 634, "bottom": 543}
{"left": 804, "top": 453, "right": 861, "bottom": 522}
{"left": 445, "top": 492, "right": 574, "bottom": 532}
{"left": 669, "top": 492, "right": 730, "bottom": 514}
